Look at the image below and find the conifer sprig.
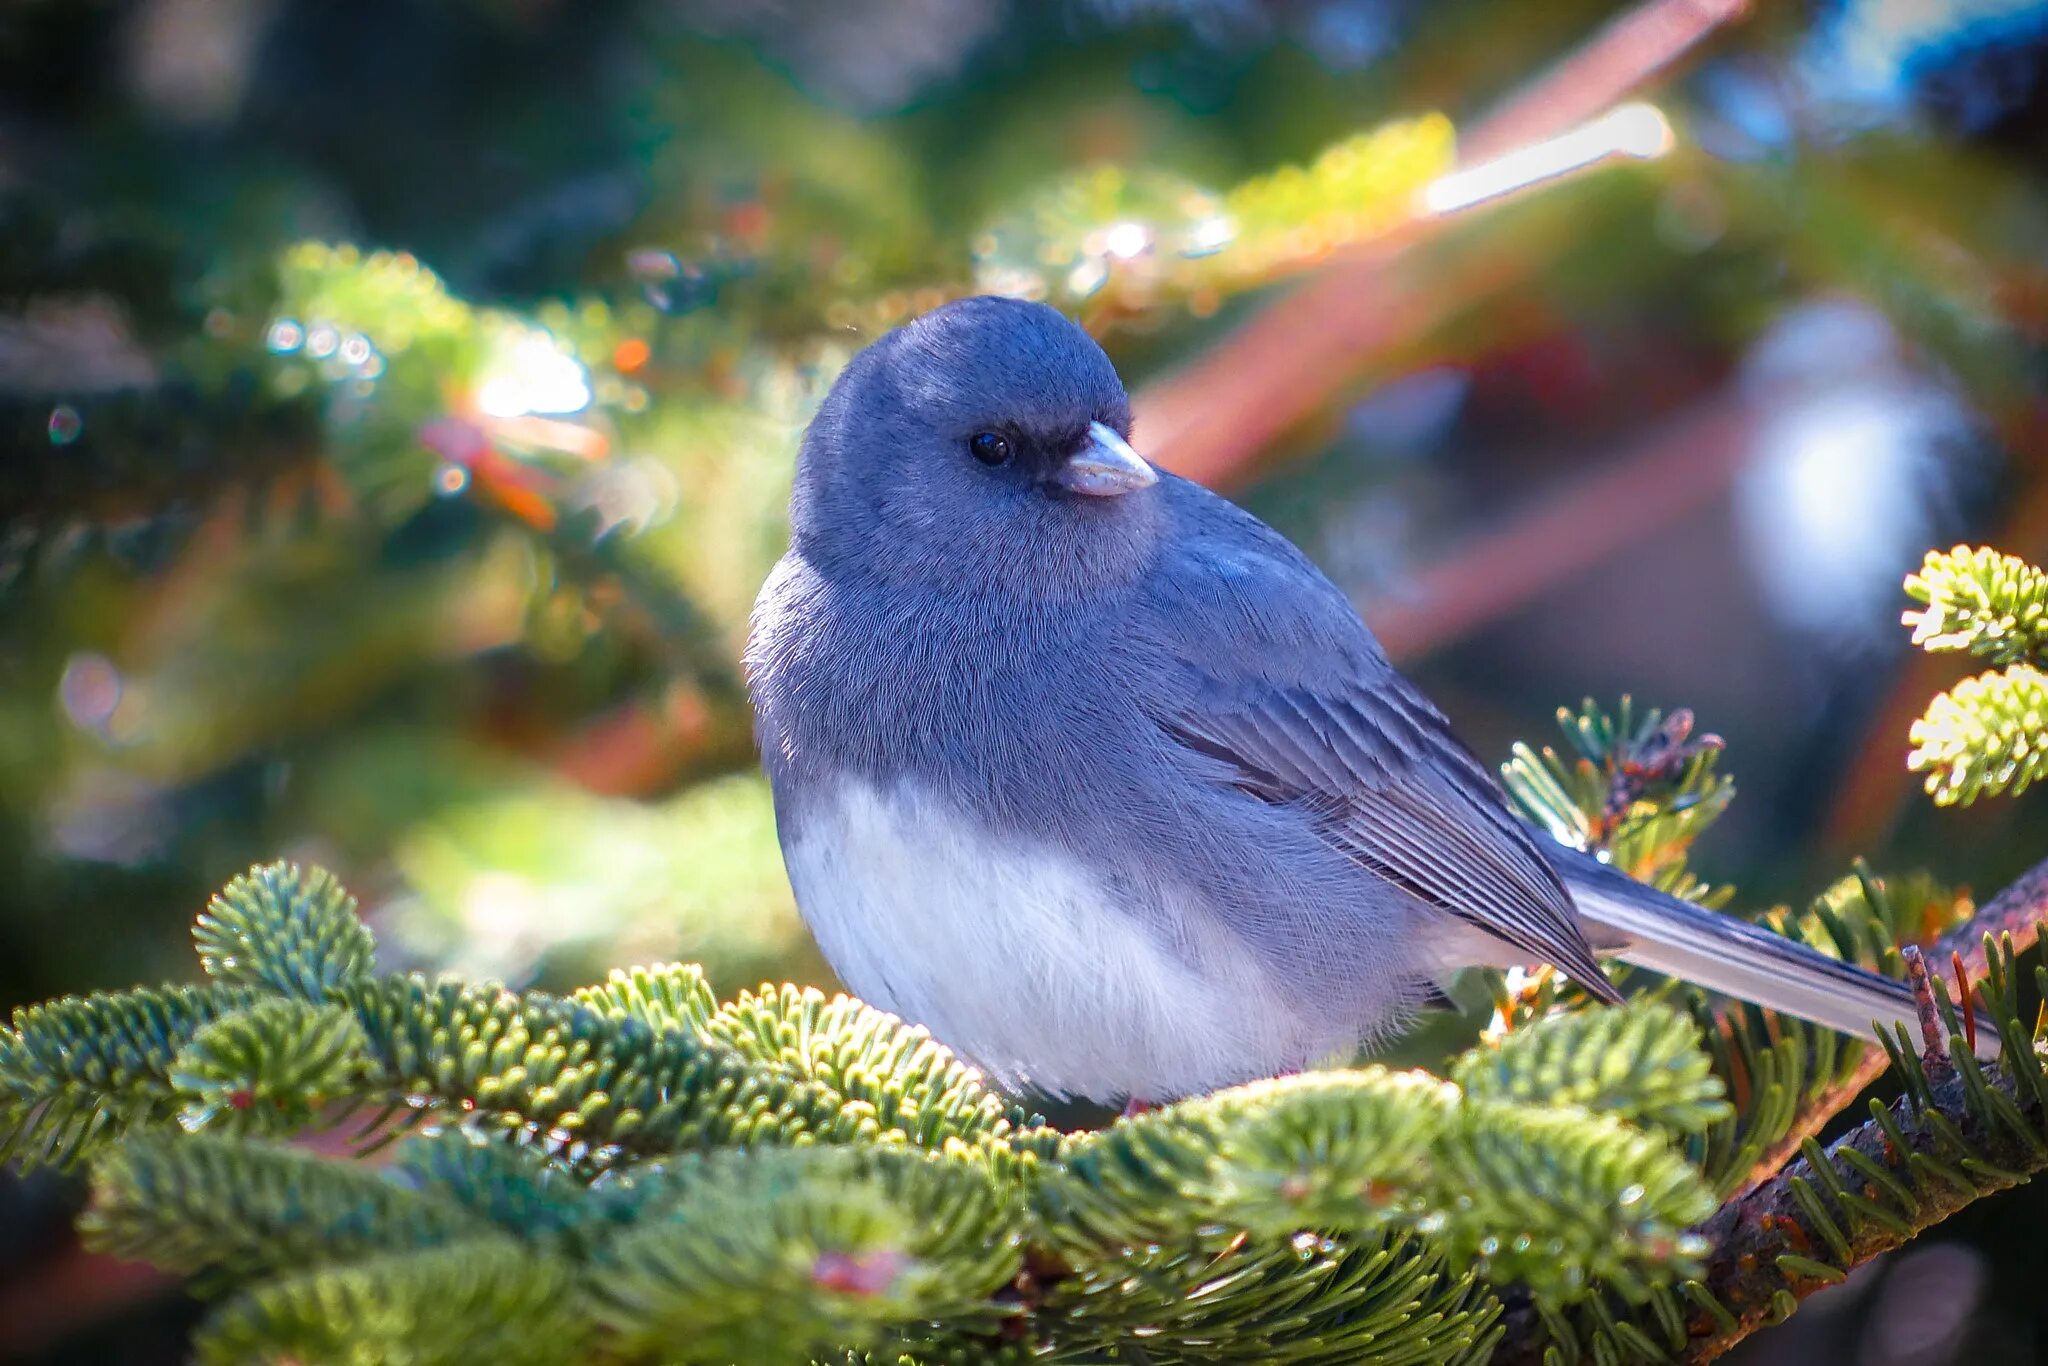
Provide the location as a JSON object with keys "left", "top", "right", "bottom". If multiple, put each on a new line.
{"left": 0, "top": 983, "right": 260, "bottom": 1169}
{"left": 1904, "top": 544, "right": 2048, "bottom": 665}
{"left": 7, "top": 662, "right": 2048, "bottom": 1362}
{"left": 1910, "top": 665, "right": 2048, "bottom": 806}
{"left": 4, "top": 856, "right": 1728, "bottom": 1363}
{"left": 1451, "top": 1001, "right": 1731, "bottom": 1136}
{"left": 1904, "top": 547, "right": 2048, "bottom": 805}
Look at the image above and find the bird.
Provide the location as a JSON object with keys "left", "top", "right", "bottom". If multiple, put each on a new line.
{"left": 746, "top": 294, "right": 1996, "bottom": 1105}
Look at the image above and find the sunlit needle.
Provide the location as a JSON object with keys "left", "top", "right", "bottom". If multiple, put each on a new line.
{"left": 1419, "top": 102, "right": 1675, "bottom": 217}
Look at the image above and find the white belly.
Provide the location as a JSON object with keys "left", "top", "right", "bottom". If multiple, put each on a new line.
{"left": 781, "top": 780, "right": 1322, "bottom": 1102}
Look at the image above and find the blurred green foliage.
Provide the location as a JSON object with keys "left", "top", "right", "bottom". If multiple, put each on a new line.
{"left": 7, "top": 689, "right": 2046, "bottom": 1362}
{"left": 7, "top": 0, "right": 2048, "bottom": 1356}
{"left": 6, "top": 0, "right": 2047, "bottom": 1020}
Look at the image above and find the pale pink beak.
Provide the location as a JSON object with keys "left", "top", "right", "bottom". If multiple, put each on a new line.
{"left": 1054, "top": 421, "right": 1158, "bottom": 497}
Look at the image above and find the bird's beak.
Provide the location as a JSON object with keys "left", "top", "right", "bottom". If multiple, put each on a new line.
{"left": 1053, "top": 421, "right": 1159, "bottom": 498}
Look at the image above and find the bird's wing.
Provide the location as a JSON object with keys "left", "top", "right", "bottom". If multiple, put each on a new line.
{"left": 1145, "top": 499, "right": 1618, "bottom": 1001}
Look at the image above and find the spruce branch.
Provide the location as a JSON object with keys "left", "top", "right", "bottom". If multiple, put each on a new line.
{"left": 1451, "top": 1001, "right": 1731, "bottom": 1138}
{"left": 1498, "top": 926, "right": 2048, "bottom": 1364}
{"left": 1035, "top": 1232, "right": 1505, "bottom": 1366}
{"left": 168, "top": 999, "right": 371, "bottom": 1135}
{"left": 7, "top": 857, "right": 1760, "bottom": 1363}
{"left": 389, "top": 1129, "right": 599, "bottom": 1242}
{"left": 1035, "top": 1071, "right": 1454, "bottom": 1257}
{"left": 82, "top": 1133, "right": 490, "bottom": 1277}
{"left": 1488, "top": 559, "right": 2048, "bottom": 1360}
{"left": 1721, "top": 545, "right": 2048, "bottom": 1186}
{"left": 337, "top": 973, "right": 855, "bottom": 1159}
{"left": 15, "top": 676, "right": 2046, "bottom": 1366}
{"left": 1735, "top": 860, "right": 2048, "bottom": 1192}
{"left": 1, "top": 983, "right": 261, "bottom": 1168}
{"left": 339, "top": 970, "right": 1032, "bottom": 1162}
{"left": 591, "top": 1146, "right": 1022, "bottom": 1363}
{"left": 1502, "top": 702, "right": 1989, "bottom": 1202}
{"left": 1489, "top": 698, "right": 2048, "bottom": 1361}
{"left": 700, "top": 982, "right": 1033, "bottom": 1149}
{"left": 1908, "top": 664, "right": 2048, "bottom": 806}
{"left": 193, "top": 1240, "right": 594, "bottom": 1366}
{"left": 1688, "top": 868, "right": 1978, "bottom": 1197}
{"left": 194, "top": 862, "right": 377, "bottom": 1001}
{"left": 569, "top": 962, "right": 720, "bottom": 1036}
{"left": 1499, "top": 701, "right": 1890, "bottom": 1201}
{"left": 1902, "top": 546, "right": 2048, "bottom": 806}
{"left": 1434, "top": 1102, "right": 1714, "bottom": 1301}
{"left": 1037, "top": 1065, "right": 1716, "bottom": 1304}
{"left": 1903, "top": 544, "right": 2048, "bottom": 665}
{"left": 1502, "top": 697, "right": 1734, "bottom": 909}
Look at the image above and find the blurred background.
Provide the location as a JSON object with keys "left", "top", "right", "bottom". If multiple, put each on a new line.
{"left": 3, "top": 0, "right": 2047, "bottom": 1360}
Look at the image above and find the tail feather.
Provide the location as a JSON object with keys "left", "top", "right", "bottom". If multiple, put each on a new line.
{"left": 1544, "top": 844, "right": 2000, "bottom": 1062}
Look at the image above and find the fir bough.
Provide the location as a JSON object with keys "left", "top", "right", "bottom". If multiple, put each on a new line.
{"left": 1911, "top": 665, "right": 2048, "bottom": 806}
{"left": 7, "top": 667, "right": 2048, "bottom": 1363}
{"left": 5, "top": 852, "right": 1716, "bottom": 1363}
{"left": 1906, "top": 545, "right": 2048, "bottom": 804}
{"left": 1904, "top": 544, "right": 2048, "bottom": 666}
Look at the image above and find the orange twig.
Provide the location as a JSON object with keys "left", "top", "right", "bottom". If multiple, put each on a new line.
{"left": 1133, "top": 0, "right": 1753, "bottom": 488}
{"left": 1460, "top": 0, "right": 1750, "bottom": 164}
{"left": 1740, "top": 857, "right": 2048, "bottom": 1191}
{"left": 1952, "top": 949, "right": 1979, "bottom": 1058}
{"left": 1133, "top": 244, "right": 1518, "bottom": 488}
{"left": 1367, "top": 399, "right": 1753, "bottom": 662}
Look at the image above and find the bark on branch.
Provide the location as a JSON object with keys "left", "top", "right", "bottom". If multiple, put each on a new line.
{"left": 1739, "top": 855, "right": 2048, "bottom": 1189}
{"left": 1676, "top": 1037, "right": 2045, "bottom": 1360}
{"left": 1493, "top": 852, "right": 2048, "bottom": 1364}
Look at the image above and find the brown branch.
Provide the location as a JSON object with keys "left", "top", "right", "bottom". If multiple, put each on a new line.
{"left": 1461, "top": 0, "right": 1749, "bottom": 163}
{"left": 1492, "top": 857, "right": 2048, "bottom": 1364}
{"left": 1131, "top": 240, "right": 1518, "bottom": 488}
{"left": 1132, "top": 0, "right": 1754, "bottom": 489}
{"left": 1365, "top": 399, "right": 1752, "bottom": 661}
{"left": 1738, "top": 856, "right": 2048, "bottom": 1190}
{"left": 1676, "top": 1045, "right": 2045, "bottom": 1360}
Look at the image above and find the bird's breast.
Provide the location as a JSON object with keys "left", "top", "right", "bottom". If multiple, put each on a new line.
{"left": 779, "top": 778, "right": 1323, "bottom": 1103}
{"left": 750, "top": 556, "right": 1099, "bottom": 782}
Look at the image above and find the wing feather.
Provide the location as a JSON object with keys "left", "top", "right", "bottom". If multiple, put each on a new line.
{"left": 1163, "top": 676, "right": 1619, "bottom": 1002}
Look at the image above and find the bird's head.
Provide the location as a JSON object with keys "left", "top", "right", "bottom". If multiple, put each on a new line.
{"left": 790, "top": 296, "right": 1161, "bottom": 597}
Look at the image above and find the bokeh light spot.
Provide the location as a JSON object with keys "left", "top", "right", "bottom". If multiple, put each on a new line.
{"left": 47, "top": 405, "right": 83, "bottom": 446}
{"left": 58, "top": 652, "right": 122, "bottom": 731}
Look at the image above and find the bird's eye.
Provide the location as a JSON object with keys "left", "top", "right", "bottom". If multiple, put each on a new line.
{"left": 968, "top": 431, "right": 1012, "bottom": 466}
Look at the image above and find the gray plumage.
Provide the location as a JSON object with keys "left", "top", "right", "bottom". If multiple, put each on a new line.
{"left": 748, "top": 295, "right": 1992, "bottom": 1104}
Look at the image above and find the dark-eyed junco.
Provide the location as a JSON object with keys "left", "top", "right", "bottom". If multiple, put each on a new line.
{"left": 748, "top": 296, "right": 1992, "bottom": 1103}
